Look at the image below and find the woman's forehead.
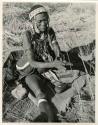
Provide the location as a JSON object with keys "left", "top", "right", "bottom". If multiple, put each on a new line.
{"left": 35, "top": 13, "right": 48, "bottom": 20}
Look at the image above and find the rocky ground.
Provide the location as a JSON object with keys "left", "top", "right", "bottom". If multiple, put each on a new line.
{"left": 2, "top": 3, "right": 95, "bottom": 122}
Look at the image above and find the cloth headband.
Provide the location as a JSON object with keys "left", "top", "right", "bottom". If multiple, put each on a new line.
{"left": 29, "top": 7, "right": 47, "bottom": 20}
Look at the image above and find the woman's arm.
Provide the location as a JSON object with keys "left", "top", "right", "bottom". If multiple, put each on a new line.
{"left": 23, "top": 31, "right": 65, "bottom": 69}
{"left": 26, "top": 49, "right": 56, "bottom": 68}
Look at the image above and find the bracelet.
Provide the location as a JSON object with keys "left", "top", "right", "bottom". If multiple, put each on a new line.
{"left": 38, "top": 99, "right": 47, "bottom": 106}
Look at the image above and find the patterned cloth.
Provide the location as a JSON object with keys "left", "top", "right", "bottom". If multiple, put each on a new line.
{"left": 30, "top": 27, "right": 56, "bottom": 62}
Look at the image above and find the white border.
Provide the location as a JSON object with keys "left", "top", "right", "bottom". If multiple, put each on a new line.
{"left": 1, "top": 0, "right": 98, "bottom": 3}
{"left": 0, "top": 1, "right": 3, "bottom": 124}
{"left": 0, "top": 0, "right": 98, "bottom": 125}
{"left": 95, "top": 3, "right": 98, "bottom": 124}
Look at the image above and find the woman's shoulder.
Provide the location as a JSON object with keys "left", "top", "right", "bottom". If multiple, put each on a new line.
{"left": 21, "top": 30, "right": 34, "bottom": 50}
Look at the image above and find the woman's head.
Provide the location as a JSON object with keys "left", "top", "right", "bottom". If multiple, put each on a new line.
{"left": 29, "top": 5, "right": 49, "bottom": 33}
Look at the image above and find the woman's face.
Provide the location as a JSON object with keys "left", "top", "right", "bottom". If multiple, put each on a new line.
{"left": 34, "top": 12, "right": 49, "bottom": 33}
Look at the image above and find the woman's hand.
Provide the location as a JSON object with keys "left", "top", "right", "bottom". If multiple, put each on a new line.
{"left": 53, "top": 60, "right": 66, "bottom": 70}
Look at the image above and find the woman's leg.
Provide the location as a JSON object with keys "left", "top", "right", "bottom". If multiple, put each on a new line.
{"left": 25, "top": 74, "right": 54, "bottom": 122}
{"left": 25, "top": 74, "right": 45, "bottom": 99}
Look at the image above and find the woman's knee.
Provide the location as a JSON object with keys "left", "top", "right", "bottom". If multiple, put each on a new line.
{"left": 25, "top": 74, "right": 40, "bottom": 86}
{"left": 25, "top": 74, "right": 45, "bottom": 98}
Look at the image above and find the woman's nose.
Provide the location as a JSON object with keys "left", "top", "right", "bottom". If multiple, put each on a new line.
{"left": 41, "top": 21, "right": 46, "bottom": 26}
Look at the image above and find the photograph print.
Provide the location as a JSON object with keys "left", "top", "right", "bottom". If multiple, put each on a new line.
{"left": 2, "top": 2, "right": 95, "bottom": 122}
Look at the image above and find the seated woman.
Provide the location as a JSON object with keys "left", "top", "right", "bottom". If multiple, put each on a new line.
{"left": 16, "top": 5, "right": 66, "bottom": 122}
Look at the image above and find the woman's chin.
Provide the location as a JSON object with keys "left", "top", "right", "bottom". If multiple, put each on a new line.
{"left": 40, "top": 28, "right": 47, "bottom": 32}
